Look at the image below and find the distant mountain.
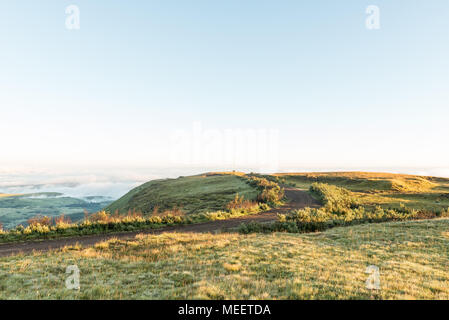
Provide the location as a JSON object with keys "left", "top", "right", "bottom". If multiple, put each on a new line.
{"left": 17, "top": 192, "right": 64, "bottom": 199}
{"left": 82, "top": 196, "right": 115, "bottom": 203}
{"left": 0, "top": 193, "right": 20, "bottom": 198}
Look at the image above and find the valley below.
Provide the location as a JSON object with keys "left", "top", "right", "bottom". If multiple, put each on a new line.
{"left": 0, "top": 193, "right": 113, "bottom": 230}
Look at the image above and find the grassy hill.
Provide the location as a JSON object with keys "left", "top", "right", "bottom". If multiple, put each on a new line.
{"left": 107, "top": 171, "right": 449, "bottom": 217}
{"left": 276, "top": 172, "right": 449, "bottom": 212}
{"left": 1, "top": 218, "right": 448, "bottom": 299}
{"left": 106, "top": 173, "right": 259, "bottom": 215}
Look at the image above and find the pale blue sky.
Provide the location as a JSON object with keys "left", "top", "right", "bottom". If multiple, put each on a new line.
{"left": 1, "top": 1, "right": 448, "bottom": 173}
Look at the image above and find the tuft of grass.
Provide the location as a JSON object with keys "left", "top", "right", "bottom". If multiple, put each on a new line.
{"left": 223, "top": 262, "right": 242, "bottom": 272}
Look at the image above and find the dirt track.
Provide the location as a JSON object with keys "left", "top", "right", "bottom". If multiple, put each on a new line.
{"left": 0, "top": 188, "right": 319, "bottom": 257}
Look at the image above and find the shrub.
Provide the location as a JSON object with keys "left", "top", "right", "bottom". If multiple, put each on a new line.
{"left": 27, "top": 215, "right": 52, "bottom": 227}
{"left": 246, "top": 176, "right": 285, "bottom": 205}
{"left": 438, "top": 207, "right": 449, "bottom": 218}
{"left": 226, "top": 194, "right": 260, "bottom": 212}
{"left": 89, "top": 211, "right": 110, "bottom": 223}
{"left": 54, "top": 214, "right": 72, "bottom": 225}
{"left": 258, "top": 186, "right": 284, "bottom": 203}
{"left": 238, "top": 221, "right": 299, "bottom": 234}
{"left": 309, "top": 183, "right": 359, "bottom": 213}
{"left": 54, "top": 214, "right": 72, "bottom": 229}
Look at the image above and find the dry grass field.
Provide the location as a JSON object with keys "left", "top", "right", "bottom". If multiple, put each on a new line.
{"left": 1, "top": 218, "right": 448, "bottom": 299}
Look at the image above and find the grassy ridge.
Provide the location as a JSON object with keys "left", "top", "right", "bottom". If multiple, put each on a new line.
{"left": 239, "top": 182, "right": 449, "bottom": 234}
{"left": 277, "top": 172, "right": 443, "bottom": 192}
{"left": 1, "top": 218, "right": 449, "bottom": 299}
{"left": 106, "top": 174, "right": 259, "bottom": 215}
{"left": 276, "top": 172, "right": 449, "bottom": 212}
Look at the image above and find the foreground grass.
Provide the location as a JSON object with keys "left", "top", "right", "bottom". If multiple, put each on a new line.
{"left": 1, "top": 218, "right": 449, "bottom": 299}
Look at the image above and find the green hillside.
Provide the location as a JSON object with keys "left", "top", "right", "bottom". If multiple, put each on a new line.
{"left": 106, "top": 171, "right": 449, "bottom": 216}
{"left": 106, "top": 173, "right": 259, "bottom": 215}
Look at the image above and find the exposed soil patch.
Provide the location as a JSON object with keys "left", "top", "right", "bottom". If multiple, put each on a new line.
{"left": 0, "top": 188, "right": 319, "bottom": 257}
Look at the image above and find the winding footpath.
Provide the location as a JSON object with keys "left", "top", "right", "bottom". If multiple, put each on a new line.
{"left": 0, "top": 188, "right": 319, "bottom": 257}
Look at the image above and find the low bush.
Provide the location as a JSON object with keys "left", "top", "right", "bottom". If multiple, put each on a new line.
{"left": 226, "top": 194, "right": 258, "bottom": 212}
{"left": 27, "top": 215, "right": 52, "bottom": 227}
{"left": 54, "top": 214, "right": 72, "bottom": 227}
{"left": 238, "top": 221, "right": 299, "bottom": 234}
{"left": 309, "top": 183, "right": 359, "bottom": 213}
{"left": 245, "top": 175, "right": 285, "bottom": 205}
{"left": 434, "top": 207, "right": 449, "bottom": 217}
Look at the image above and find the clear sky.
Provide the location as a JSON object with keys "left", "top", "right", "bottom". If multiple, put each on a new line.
{"left": 1, "top": 0, "right": 448, "bottom": 175}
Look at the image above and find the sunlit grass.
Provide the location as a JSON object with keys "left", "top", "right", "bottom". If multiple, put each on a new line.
{"left": 277, "top": 172, "right": 449, "bottom": 212}
{"left": 106, "top": 174, "right": 259, "bottom": 215}
{"left": 1, "top": 218, "right": 448, "bottom": 299}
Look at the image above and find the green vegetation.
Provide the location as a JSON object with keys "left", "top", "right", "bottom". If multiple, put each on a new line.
{"left": 276, "top": 172, "right": 449, "bottom": 212}
{"left": 0, "top": 173, "right": 280, "bottom": 243}
{"left": 0, "top": 202, "right": 269, "bottom": 244}
{"left": 0, "top": 193, "right": 112, "bottom": 230}
{"left": 276, "top": 172, "right": 438, "bottom": 191}
{"left": 106, "top": 174, "right": 259, "bottom": 215}
{"left": 239, "top": 182, "right": 449, "bottom": 234}
{"left": 0, "top": 211, "right": 184, "bottom": 243}
{"left": 1, "top": 218, "right": 449, "bottom": 299}
{"left": 247, "top": 175, "right": 285, "bottom": 204}
{"left": 2, "top": 171, "right": 449, "bottom": 300}
{"left": 309, "top": 183, "right": 359, "bottom": 211}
